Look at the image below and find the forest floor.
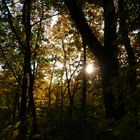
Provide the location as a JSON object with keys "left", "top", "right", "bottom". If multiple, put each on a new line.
{"left": 1, "top": 106, "right": 140, "bottom": 140}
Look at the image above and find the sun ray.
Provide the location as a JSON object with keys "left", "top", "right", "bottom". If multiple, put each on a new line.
{"left": 86, "top": 64, "right": 95, "bottom": 74}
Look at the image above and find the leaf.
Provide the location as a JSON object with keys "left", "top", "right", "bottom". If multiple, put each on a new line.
{"left": 14, "top": 121, "right": 21, "bottom": 129}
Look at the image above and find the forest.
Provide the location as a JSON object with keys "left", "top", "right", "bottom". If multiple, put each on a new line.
{"left": 0, "top": 0, "right": 140, "bottom": 139}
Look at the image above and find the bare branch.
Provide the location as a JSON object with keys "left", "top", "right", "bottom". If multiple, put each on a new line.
{"left": 2, "top": 0, "right": 25, "bottom": 52}
{"left": 31, "top": 10, "right": 66, "bottom": 27}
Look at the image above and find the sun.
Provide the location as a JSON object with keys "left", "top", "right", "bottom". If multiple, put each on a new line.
{"left": 85, "top": 64, "right": 95, "bottom": 74}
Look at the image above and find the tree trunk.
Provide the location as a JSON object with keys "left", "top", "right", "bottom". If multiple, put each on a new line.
{"left": 69, "top": 96, "right": 74, "bottom": 119}
{"left": 28, "top": 71, "right": 36, "bottom": 133}
{"left": 18, "top": 55, "right": 28, "bottom": 139}
{"left": 118, "top": 0, "right": 136, "bottom": 94}
{"left": 12, "top": 88, "right": 20, "bottom": 124}
{"left": 81, "top": 40, "right": 87, "bottom": 118}
{"left": 48, "top": 60, "right": 56, "bottom": 107}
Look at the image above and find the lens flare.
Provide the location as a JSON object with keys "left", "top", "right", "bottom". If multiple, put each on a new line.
{"left": 86, "top": 64, "right": 94, "bottom": 74}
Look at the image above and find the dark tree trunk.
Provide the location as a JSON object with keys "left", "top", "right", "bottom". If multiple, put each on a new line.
{"left": 62, "top": 39, "right": 74, "bottom": 119}
{"left": 48, "top": 60, "right": 56, "bottom": 107}
{"left": 118, "top": 0, "right": 136, "bottom": 94}
{"left": 19, "top": 55, "right": 28, "bottom": 138}
{"left": 67, "top": 80, "right": 73, "bottom": 119}
{"left": 81, "top": 40, "right": 87, "bottom": 118}
{"left": 20, "top": 74, "right": 27, "bottom": 118}
{"left": 13, "top": 88, "right": 20, "bottom": 124}
{"left": 28, "top": 71, "right": 36, "bottom": 133}
{"left": 69, "top": 96, "right": 74, "bottom": 119}
{"left": 20, "top": 0, "right": 36, "bottom": 137}
{"left": 102, "top": 0, "right": 125, "bottom": 119}
{"left": 118, "top": 0, "right": 138, "bottom": 128}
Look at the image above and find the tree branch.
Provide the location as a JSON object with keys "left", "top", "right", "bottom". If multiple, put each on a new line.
{"left": 2, "top": 0, "right": 25, "bottom": 52}
{"left": 31, "top": 10, "right": 66, "bottom": 27}
{"left": 63, "top": 0, "right": 104, "bottom": 62}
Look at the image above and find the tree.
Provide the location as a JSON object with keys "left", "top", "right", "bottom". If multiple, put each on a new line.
{"left": 116, "top": 0, "right": 138, "bottom": 117}
{"left": 1, "top": 0, "right": 46, "bottom": 136}
{"left": 62, "top": 0, "right": 125, "bottom": 119}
